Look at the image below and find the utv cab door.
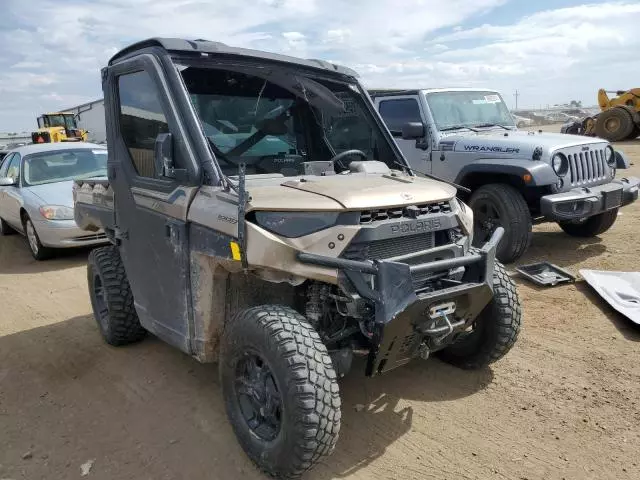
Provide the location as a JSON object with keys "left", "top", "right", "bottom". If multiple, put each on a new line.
{"left": 374, "top": 96, "right": 431, "bottom": 173}
{"left": 104, "top": 55, "right": 200, "bottom": 352}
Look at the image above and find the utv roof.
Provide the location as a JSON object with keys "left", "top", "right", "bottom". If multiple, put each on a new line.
{"left": 109, "top": 37, "right": 359, "bottom": 77}
{"left": 369, "top": 87, "right": 500, "bottom": 96}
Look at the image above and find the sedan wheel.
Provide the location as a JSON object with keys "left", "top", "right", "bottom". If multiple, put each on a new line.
{"left": 24, "top": 217, "right": 53, "bottom": 260}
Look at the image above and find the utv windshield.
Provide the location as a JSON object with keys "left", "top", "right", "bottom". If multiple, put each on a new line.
{"left": 177, "top": 63, "right": 397, "bottom": 176}
{"left": 426, "top": 91, "right": 515, "bottom": 131}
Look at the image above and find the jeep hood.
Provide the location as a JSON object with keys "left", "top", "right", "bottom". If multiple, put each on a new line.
{"left": 439, "top": 129, "right": 609, "bottom": 157}
{"left": 243, "top": 173, "right": 457, "bottom": 211}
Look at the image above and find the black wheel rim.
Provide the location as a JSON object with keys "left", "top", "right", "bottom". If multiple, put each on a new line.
{"left": 234, "top": 352, "right": 282, "bottom": 441}
{"left": 92, "top": 273, "right": 109, "bottom": 330}
{"left": 473, "top": 200, "right": 502, "bottom": 243}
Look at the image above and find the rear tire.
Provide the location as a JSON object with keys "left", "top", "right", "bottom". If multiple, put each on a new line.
{"left": 438, "top": 259, "right": 521, "bottom": 369}
{"left": 219, "top": 305, "right": 341, "bottom": 479}
{"left": 87, "top": 245, "right": 146, "bottom": 346}
{"left": 558, "top": 208, "right": 618, "bottom": 237}
{"left": 469, "top": 184, "right": 532, "bottom": 264}
{"left": 23, "top": 216, "right": 53, "bottom": 260}
{"left": 595, "top": 107, "right": 634, "bottom": 141}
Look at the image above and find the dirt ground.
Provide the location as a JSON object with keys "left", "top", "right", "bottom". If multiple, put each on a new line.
{"left": 1, "top": 129, "right": 640, "bottom": 480}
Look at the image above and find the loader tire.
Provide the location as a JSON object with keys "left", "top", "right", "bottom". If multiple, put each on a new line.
{"left": 220, "top": 305, "right": 341, "bottom": 479}
{"left": 87, "top": 245, "right": 146, "bottom": 346}
{"left": 595, "top": 107, "right": 634, "bottom": 142}
{"left": 558, "top": 208, "right": 618, "bottom": 238}
{"left": 469, "top": 184, "right": 532, "bottom": 264}
{"left": 438, "top": 258, "right": 521, "bottom": 369}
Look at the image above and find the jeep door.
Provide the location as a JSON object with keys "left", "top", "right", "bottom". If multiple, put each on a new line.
{"left": 103, "top": 55, "right": 201, "bottom": 352}
{"left": 374, "top": 95, "right": 431, "bottom": 173}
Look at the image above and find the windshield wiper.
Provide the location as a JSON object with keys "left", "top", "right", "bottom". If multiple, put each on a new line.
{"left": 473, "top": 123, "right": 513, "bottom": 130}
{"left": 439, "top": 125, "right": 479, "bottom": 132}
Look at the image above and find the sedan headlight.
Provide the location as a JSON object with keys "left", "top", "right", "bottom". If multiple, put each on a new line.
{"left": 254, "top": 211, "right": 340, "bottom": 238}
{"left": 605, "top": 145, "right": 616, "bottom": 166}
{"left": 552, "top": 153, "right": 569, "bottom": 177}
{"left": 39, "top": 205, "right": 74, "bottom": 220}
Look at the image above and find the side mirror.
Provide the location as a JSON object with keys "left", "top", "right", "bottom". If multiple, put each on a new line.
{"left": 401, "top": 122, "right": 425, "bottom": 140}
{"left": 401, "top": 122, "right": 429, "bottom": 151}
{"left": 0, "top": 177, "right": 17, "bottom": 186}
{"left": 154, "top": 132, "right": 187, "bottom": 181}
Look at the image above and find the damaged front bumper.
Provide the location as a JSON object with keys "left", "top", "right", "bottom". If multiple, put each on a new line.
{"left": 540, "top": 177, "right": 639, "bottom": 221}
{"left": 297, "top": 227, "right": 504, "bottom": 376}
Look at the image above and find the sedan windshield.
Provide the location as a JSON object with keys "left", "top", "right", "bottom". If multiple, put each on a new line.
{"left": 426, "top": 91, "right": 515, "bottom": 131}
{"left": 177, "top": 63, "right": 397, "bottom": 176}
{"left": 22, "top": 149, "right": 108, "bottom": 186}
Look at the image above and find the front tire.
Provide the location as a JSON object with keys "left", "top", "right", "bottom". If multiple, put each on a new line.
{"left": 24, "top": 216, "right": 53, "bottom": 260}
{"left": 558, "top": 209, "right": 618, "bottom": 237}
{"left": 220, "top": 305, "right": 341, "bottom": 479}
{"left": 87, "top": 245, "right": 146, "bottom": 346}
{"left": 469, "top": 184, "right": 532, "bottom": 264}
{"left": 438, "top": 259, "right": 521, "bottom": 369}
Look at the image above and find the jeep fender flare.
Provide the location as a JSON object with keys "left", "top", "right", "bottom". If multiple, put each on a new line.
{"left": 454, "top": 159, "right": 558, "bottom": 188}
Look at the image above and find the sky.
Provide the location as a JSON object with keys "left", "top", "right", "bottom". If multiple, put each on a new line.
{"left": 1, "top": 0, "right": 639, "bottom": 131}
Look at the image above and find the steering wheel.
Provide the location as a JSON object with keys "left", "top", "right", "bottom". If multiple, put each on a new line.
{"left": 329, "top": 149, "right": 367, "bottom": 170}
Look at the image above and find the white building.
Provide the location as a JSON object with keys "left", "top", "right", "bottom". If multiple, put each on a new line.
{"left": 63, "top": 98, "right": 106, "bottom": 143}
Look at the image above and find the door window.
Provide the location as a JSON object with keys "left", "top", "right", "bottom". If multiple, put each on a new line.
{"left": 117, "top": 70, "right": 170, "bottom": 178}
{"left": 378, "top": 99, "right": 423, "bottom": 136}
{"left": 0, "top": 153, "right": 15, "bottom": 177}
{"left": 4, "top": 154, "right": 21, "bottom": 182}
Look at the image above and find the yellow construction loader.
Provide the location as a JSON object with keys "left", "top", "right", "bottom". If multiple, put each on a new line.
{"left": 31, "top": 112, "right": 88, "bottom": 143}
{"left": 583, "top": 89, "right": 640, "bottom": 142}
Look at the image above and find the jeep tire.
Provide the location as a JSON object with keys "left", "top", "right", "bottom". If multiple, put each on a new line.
{"left": 558, "top": 208, "right": 618, "bottom": 237}
{"left": 438, "top": 258, "right": 521, "bottom": 369}
{"left": 87, "top": 245, "right": 146, "bottom": 345}
{"left": 219, "top": 305, "right": 341, "bottom": 479}
{"left": 469, "top": 184, "right": 532, "bottom": 264}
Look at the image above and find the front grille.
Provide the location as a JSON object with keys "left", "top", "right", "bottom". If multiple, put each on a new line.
{"left": 567, "top": 149, "right": 608, "bottom": 186}
{"left": 360, "top": 201, "right": 451, "bottom": 224}
{"left": 342, "top": 232, "right": 436, "bottom": 261}
{"left": 604, "top": 189, "right": 622, "bottom": 210}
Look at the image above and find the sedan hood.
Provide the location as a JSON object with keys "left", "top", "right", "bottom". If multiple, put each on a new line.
{"left": 244, "top": 172, "right": 457, "bottom": 211}
{"left": 26, "top": 180, "right": 74, "bottom": 207}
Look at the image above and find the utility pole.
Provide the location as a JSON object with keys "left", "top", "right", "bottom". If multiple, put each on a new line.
{"left": 514, "top": 89, "right": 520, "bottom": 110}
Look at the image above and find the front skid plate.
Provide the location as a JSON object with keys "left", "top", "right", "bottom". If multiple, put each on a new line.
{"left": 367, "top": 282, "right": 493, "bottom": 375}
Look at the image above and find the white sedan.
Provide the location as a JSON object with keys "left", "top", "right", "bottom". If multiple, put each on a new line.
{"left": 0, "top": 142, "right": 110, "bottom": 260}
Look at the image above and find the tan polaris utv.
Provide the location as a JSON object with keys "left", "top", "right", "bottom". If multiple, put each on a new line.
{"left": 73, "top": 38, "right": 522, "bottom": 478}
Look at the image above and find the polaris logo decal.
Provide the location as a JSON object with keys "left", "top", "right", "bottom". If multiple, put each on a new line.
{"left": 390, "top": 219, "right": 441, "bottom": 234}
{"left": 463, "top": 145, "right": 520, "bottom": 154}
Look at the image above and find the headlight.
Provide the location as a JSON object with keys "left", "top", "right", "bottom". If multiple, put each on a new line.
{"left": 39, "top": 205, "right": 74, "bottom": 220}
{"left": 552, "top": 153, "right": 569, "bottom": 177}
{"left": 605, "top": 146, "right": 615, "bottom": 166}
{"left": 254, "top": 211, "right": 340, "bottom": 238}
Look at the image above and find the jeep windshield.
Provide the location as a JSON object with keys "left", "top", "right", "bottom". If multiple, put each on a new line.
{"left": 177, "top": 63, "right": 398, "bottom": 176}
{"left": 426, "top": 91, "right": 515, "bottom": 131}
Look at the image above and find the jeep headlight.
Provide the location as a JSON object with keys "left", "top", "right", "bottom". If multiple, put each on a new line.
{"left": 453, "top": 198, "right": 474, "bottom": 241}
{"left": 254, "top": 211, "right": 340, "bottom": 238}
{"left": 39, "top": 205, "right": 74, "bottom": 220}
{"left": 605, "top": 146, "right": 615, "bottom": 166}
{"left": 552, "top": 153, "right": 569, "bottom": 177}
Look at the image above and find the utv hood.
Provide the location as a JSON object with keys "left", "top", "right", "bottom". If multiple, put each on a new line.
{"left": 244, "top": 172, "right": 457, "bottom": 211}
{"left": 439, "top": 129, "right": 609, "bottom": 158}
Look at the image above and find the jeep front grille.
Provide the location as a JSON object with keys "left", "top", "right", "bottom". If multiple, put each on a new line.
{"left": 359, "top": 201, "right": 451, "bottom": 224}
{"left": 567, "top": 149, "right": 608, "bottom": 186}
